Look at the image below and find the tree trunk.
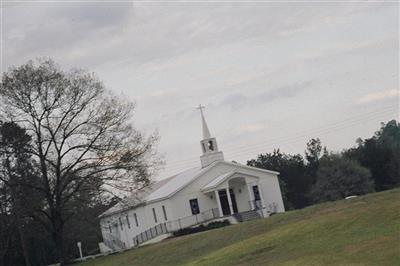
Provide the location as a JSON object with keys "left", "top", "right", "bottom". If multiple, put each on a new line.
{"left": 53, "top": 226, "right": 65, "bottom": 266}
{"left": 49, "top": 205, "right": 67, "bottom": 266}
{"left": 17, "top": 224, "right": 31, "bottom": 266}
{"left": 9, "top": 183, "right": 31, "bottom": 266}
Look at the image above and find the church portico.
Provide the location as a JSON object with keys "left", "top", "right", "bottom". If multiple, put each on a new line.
{"left": 202, "top": 173, "right": 266, "bottom": 217}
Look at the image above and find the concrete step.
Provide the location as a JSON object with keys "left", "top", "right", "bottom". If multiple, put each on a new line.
{"left": 234, "top": 211, "right": 261, "bottom": 222}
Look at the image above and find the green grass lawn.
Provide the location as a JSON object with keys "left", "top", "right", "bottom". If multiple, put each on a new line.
{"left": 79, "top": 189, "right": 400, "bottom": 266}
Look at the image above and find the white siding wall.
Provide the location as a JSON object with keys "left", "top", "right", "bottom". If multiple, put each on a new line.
{"left": 257, "top": 172, "right": 285, "bottom": 213}
{"left": 100, "top": 199, "right": 173, "bottom": 248}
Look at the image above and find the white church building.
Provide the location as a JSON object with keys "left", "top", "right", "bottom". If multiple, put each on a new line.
{"left": 99, "top": 107, "right": 285, "bottom": 251}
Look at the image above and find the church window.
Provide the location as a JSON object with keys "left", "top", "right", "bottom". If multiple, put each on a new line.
{"left": 162, "top": 205, "right": 168, "bottom": 221}
{"left": 189, "top": 199, "right": 200, "bottom": 215}
{"left": 208, "top": 141, "right": 214, "bottom": 151}
{"left": 119, "top": 217, "right": 123, "bottom": 230}
{"left": 152, "top": 208, "right": 158, "bottom": 223}
{"left": 252, "top": 185, "right": 261, "bottom": 201}
{"left": 126, "top": 215, "right": 131, "bottom": 229}
{"left": 134, "top": 213, "right": 139, "bottom": 227}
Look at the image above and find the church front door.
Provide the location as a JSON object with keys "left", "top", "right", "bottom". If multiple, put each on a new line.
{"left": 218, "top": 190, "right": 231, "bottom": 216}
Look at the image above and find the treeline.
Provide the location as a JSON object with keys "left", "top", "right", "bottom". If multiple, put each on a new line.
{"left": 247, "top": 120, "right": 400, "bottom": 209}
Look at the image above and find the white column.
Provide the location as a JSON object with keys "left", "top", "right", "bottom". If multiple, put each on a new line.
{"left": 247, "top": 183, "right": 255, "bottom": 210}
{"left": 226, "top": 188, "right": 234, "bottom": 215}
{"left": 215, "top": 190, "right": 224, "bottom": 217}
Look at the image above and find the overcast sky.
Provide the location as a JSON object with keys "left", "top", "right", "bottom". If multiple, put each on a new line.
{"left": 2, "top": 1, "right": 399, "bottom": 179}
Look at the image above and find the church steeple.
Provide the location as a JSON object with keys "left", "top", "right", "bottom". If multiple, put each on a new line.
{"left": 199, "top": 105, "right": 211, "bottom": 139}
{"left": 197, "top": 104, "right": 224, "bottom": 168}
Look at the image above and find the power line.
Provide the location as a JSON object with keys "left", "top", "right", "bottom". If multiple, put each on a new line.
{"left": 162, "top": 106, "right": 396, "bottom": 172}
{"left": 166, "top": 106, "right": 395, "bottom": 168}
{"left": 161, "top": 111, "right": 391, "bottom": 175}
{"left": 162, "top": 107, "right": 395, "bottom": 173}
{"left": 225, "top": 107, "right": 395, "bottom": 156}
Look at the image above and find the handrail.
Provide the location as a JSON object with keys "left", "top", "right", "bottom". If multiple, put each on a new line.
{"left": 248, "top": 200, "right": 279, "bottom": 218}
{"left": 132, "top": 222, "right": 169, "bottom": 247}
{"left": 132, "top": 208, "right": 219, "bottom": 247}
{"left": 248, "top": 199, "right": 263, "bottom": 210}
{"left": 104, "top": 233, "right": 126, "bottom": 251}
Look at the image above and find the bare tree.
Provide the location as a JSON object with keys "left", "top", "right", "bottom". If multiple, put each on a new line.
{"left": 0, "top": 59, "right": 161, "bottom": 264}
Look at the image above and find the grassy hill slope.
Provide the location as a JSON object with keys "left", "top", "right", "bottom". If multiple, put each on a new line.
{"left": 79, "top": 189, "right": 400, "bottom": 266}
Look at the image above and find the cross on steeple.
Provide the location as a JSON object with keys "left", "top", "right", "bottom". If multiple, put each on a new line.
{"left": 196, "top": 104, "right": 205, "bottom": 114}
